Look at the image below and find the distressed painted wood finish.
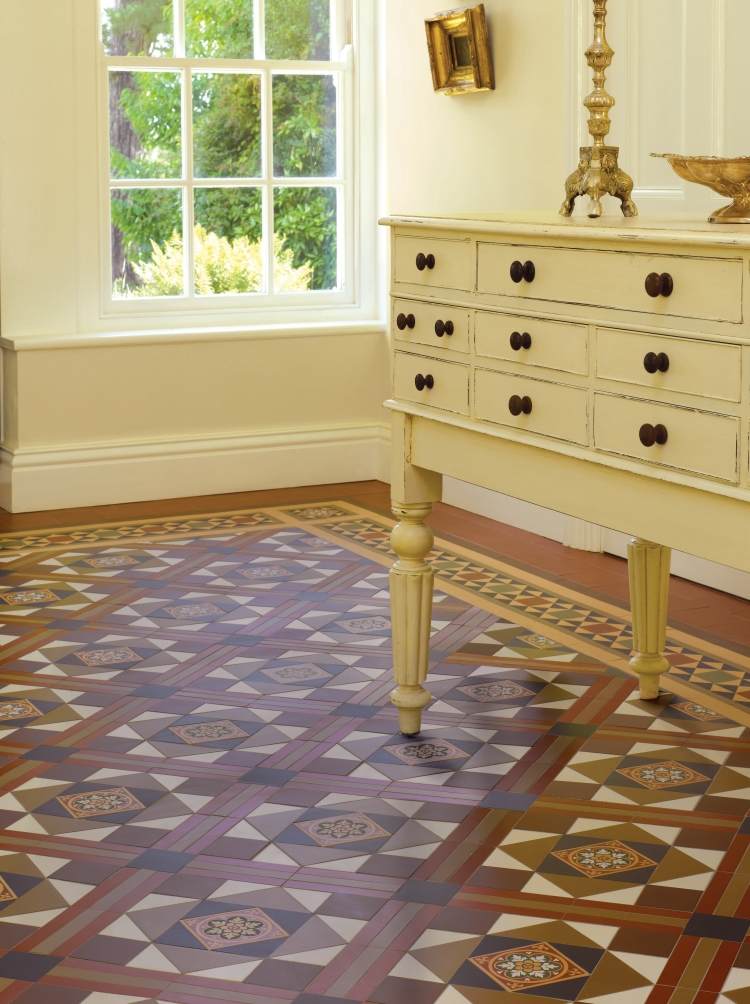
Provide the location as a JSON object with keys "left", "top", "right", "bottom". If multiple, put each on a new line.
{"left": 383, "top": 214, "right": 750, "bottom": 733}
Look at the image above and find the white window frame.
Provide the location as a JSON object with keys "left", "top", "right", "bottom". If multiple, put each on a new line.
{"left": 97, "top": 0, "right": 373, "bottom": 325}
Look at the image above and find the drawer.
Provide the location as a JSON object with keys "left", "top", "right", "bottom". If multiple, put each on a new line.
{"left": 393, "top": 299, "right": 471, "bottom": 353}
{"left": 393, "top": 352, "right": 469, "bottom": 415}
{"left": 596, "top": 329, "right": 742, "bottom": 402}
{"left": 594, "top": 394, "right": 739, "bottom": 482}
{"left": 475, "top": 369, "right": 588, "bottom": 445}
{"left": 394, "top": 236, "right": 475, "bottom": 291}
{"left": 476, "top": 312, "right": 588, "bottom": 375}
{"left": 477, "top": 243, "right": 743, "bottom": 323}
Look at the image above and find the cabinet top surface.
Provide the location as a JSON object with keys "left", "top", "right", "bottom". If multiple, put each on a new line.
{"left": 380, "top": 211, "right": 750, "bottom": 249}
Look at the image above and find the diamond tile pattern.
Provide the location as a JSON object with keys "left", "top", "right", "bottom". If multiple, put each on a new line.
{"left": 0, "top": 500, "right": 746, "bottom": 1004}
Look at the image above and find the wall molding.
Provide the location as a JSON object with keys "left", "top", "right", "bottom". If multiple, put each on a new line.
{"left": 0, "top": 423, "right": 391, "bottom": 513}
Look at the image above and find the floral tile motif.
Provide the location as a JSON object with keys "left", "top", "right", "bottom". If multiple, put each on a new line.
{"left": 0, "top": 684, "right": 103, "bottom": 740}
{"left": 675, "top": 701, "right": 724, "bottom": 722}
{"left": 193, "top": 644, "right": 390, "bottom": 700}
{"left": 175, "top": 554, "right": 346, "bottom": 592}
{"left": 180, "top": 907, "right": 288, "bottom": 951}
{"left": 295, "top": 812, "right": 390, "bottom": 847}
{"left": 0, "top": 577, "right": 114, "bottom": 618}
{"left": 101, "top": 589, "right": 272, "bottom": 634}
{"left": 281, "top": 503, "right": 355, "bottom": 520}
{"left": 4, "top": 770, "right": 206, "bottom": 844}
{"left": 201, "top": 793, "right": 463, "bottom": 878}
{"left": 616, "top": 760, "right": 712, "bottom": 791}
{"left": 545, "top": 736, "right": 749, "bottom": 815}
{"left": 552, "top": 839, "right": 657, "bottom": 879}
{"left": 2, "top": 629, "right": 213, "bottom": 684}
{"left": 385, "top": 739, "right": 469, "bottom": 767}
{"left": 96, "top": 703, "right": 301, "bottom": 764}
{"left": 0, "top": 877, "right": 18, "bottom": 902}
{"left": 603, "top": 691, "right": 750, "bottom": 738}
{"left": 262, "top": 663, "right": 332, "bottom": 685}
{"left": 430, "top": 661, "right": 596, "bottom": 724}
{"left": 407, "top": 912, "right": 671, "bottom": 1003}
{"left": 469, "top": 940, "right": 589, "bottom": 992}
{"left": 57, "top": 787, "right": 146, "bottom": 819}
{"left": 0, "top": 698, "right": 42, "bottom": 722}
{"left": 454, "top": 621, "right": 588, "bottom": 664}
{"left": 457, "top": 680, "right": 536, "bottom": 703}
{"left": 29, "top": 544, "right": 194, "bottom": 580}
{"left": 168, "top": 720, "right": 250, "bottom": 746}
{"left": 476, "top": 809, "right": 727, "bottom": 909}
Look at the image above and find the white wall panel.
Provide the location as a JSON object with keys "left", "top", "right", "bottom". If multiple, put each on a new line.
{"left": 570, "top": 0, "right": 750, "bottom": 216}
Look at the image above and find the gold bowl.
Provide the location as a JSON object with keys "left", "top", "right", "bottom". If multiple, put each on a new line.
{"left": 653, "top": 154, "right": 750, "bottom": 223}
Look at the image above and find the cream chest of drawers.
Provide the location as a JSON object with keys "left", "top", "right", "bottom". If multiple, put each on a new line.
{"left": 381, "top": 214, "right": 750, "bottom": 737}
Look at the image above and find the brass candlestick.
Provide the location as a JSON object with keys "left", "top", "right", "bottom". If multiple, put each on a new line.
{"left": 560, "top": 0, "right": 637, "bottom": 219}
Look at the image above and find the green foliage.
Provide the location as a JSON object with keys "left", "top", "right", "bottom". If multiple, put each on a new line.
{"left": 105, "top": 0, "right": 338, "bottom": 294}
{"left": 265, "top": 0, "right": 329, "bottom": 59}
{"left": 186, "top": 0, "right": 253, "bottom": 57}
{"left": 111, "top": 71, "right": 182, "bottom": 178}
{"left": 111, "top": 188, "right": 182, "bottom": 272}
{"left": 103, "top": 0, "right": 173, "bottom": 56}
{"left": 193, "top": 74, "right": 262, "bottom": 178}
{"left": 116, "top": 227, "right": 311, "bottom": 297}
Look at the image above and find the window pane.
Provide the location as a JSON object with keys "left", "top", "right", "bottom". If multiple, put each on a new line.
{"left": 266, "top": 0, "right": 330, "bottom": 60}
{"left": 194, "top": 189, "right": 264, "bottom": 294}
{"left": 110, "top": 71, "right": 181, "bottom": 179}
{"left": 111, "top": 189, "right": 184, "bottom": 298}
{"left": 193, "top": 73, "right": 261, "bottom": 179}
{"left": 185, "top": 0, "right": 253, "bottom": 58}
{"left": 102, "top": 0, "right": 174, "bottom": 57}
{"left": 273, "top": 75, "right": 336, "bottom": 178}
{"left": 274, "top": 187, "right": 337, "bottom": 291}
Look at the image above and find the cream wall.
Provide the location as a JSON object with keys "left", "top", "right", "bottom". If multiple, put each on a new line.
{"left": 385, "top": 0, "right": 570, "bottom": 216}
{"left": 0, "top": 0, "right": 388, "bottom": 512}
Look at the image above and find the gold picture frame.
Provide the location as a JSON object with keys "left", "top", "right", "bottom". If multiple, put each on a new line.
{"left": 425, "top": 4, "right": 494, "bottom": 96}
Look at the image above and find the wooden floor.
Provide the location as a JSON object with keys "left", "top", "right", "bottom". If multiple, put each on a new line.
{"left": 1, "top": 479, "right": 747, "bottom": 650}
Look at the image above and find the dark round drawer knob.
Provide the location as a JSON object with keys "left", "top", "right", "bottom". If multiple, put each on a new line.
{"left": 414, "top": 373, "right": 434, "bottom": 392}
{"left": 510, "top": 260, "right": 536, "bottom": 284}
{"left": 426, "top": 253, "right": 436, "bottom": 270}
{"left": 434, "top": 319, "right": 454, "bottom": 338}
{"left": 639, "top": 423, "right": 668, "bottom": 447}
{"left": 645, "top": 272, "right": 674, "bottom": 298}
{"left": 397, "top": 313, "right": 407, "bottom": 331}
{"left": 396, "top": 313, "right": 416, "bottom": 331}
{"left": 510, "top": 331, "right": 533, "bottom": 351}
{"left": 644, "top": 351, "right": 670, "bottom": 373}
{"left": 509, "top": 395, "right": 533, "bottom": 416}
{"left": 416, "top": 253, "right": 427, "bottom": 271}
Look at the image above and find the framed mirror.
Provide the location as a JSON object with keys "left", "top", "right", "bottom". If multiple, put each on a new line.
{"left": 425, "top": 4, "right": 494, "bottom": 95}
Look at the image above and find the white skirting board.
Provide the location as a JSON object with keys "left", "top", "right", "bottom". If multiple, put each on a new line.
{"left": 0, "top": 423, "right": 392, "bottom": 513}
{"left": 443, "top": 479, "right": 750, "bottom": 601}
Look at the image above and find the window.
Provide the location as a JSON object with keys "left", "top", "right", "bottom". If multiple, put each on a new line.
{"left": 101, "top": 0, "right": 352, "bottom": 307}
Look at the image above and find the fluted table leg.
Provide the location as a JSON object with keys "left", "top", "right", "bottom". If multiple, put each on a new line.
{"left": 390, "top": 502, "right": 435, "bottom": 737}
{"left": 628, "top": 537, "right": 672, "bottom": 699}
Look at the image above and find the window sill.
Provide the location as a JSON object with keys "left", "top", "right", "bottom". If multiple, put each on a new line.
{"left": 0, "top": 319, "right": 387, "bottom": 352}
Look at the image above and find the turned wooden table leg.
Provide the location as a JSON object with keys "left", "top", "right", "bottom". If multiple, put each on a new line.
{"left": 628, "top": 537, "right": 672, "bottom": 700}
{"left": 390, "top": 502, "right": 435, "bottom": 736}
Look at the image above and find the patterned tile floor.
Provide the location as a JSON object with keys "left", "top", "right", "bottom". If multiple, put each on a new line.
{"left": 0, "top": 500, "right": 747, "bottom": 1003}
